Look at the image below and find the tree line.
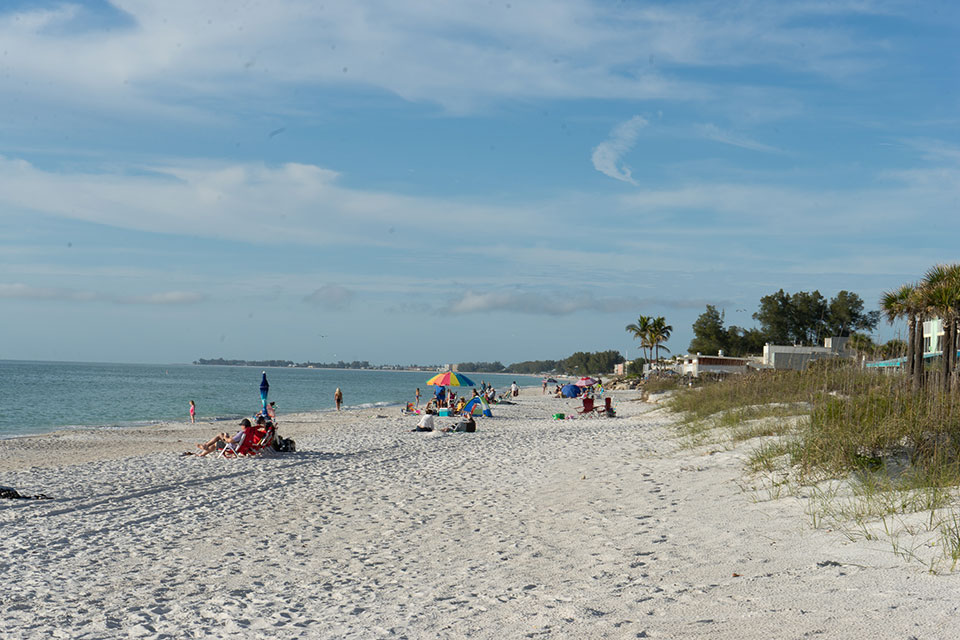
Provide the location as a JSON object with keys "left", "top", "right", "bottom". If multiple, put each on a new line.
{"left": 686, "top": 289, "right": 880, "bottom": 358}
{"left": 458, "top": 352, "right": 625, "bottom": 376}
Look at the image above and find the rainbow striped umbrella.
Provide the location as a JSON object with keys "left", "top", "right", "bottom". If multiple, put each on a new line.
{"left": 425, "top": 372, "right": 476, "bottom": 387}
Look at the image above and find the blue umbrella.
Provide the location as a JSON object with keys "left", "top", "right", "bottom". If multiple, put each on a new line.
{"left": 260, "top": 371, "right": 269, "bottom": 410}
{"left": 561, "top": 384, "right": 581, "bottom": 398}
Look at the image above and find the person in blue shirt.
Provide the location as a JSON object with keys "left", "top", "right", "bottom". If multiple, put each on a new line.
{"left": 435, "top": 385, "right": 446, "bottom": 408}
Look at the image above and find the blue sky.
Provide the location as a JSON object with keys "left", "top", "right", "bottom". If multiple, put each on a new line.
{"left": 1, "top": 0, "right": 958, "bottom": 365}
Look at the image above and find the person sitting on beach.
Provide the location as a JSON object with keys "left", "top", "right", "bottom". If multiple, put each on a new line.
{"left": 441, "top": 412, "right": 476, "bottom": 433}
{"left": 267, "top": 401, "right": 277, "bottom": 420}
{"left": 412, "top": 409, "right": 436, "bottom": 432}
{"left": 194, "top": 418, "right": 251, "bottom": 456}
{"left": 455, "top": 397, "right": 467, "bottom": 413}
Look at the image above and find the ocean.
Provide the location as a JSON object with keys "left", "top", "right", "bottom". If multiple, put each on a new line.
{"left": 0, "top": 360, "right": 539, "bottom": 438}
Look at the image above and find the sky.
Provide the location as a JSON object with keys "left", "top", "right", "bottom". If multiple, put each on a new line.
{"left": 1, "top": 0, "right": 958, "bottom": 365}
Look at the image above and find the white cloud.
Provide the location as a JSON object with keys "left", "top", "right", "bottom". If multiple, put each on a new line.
{"left": 0, "top": 156, "right": 534, "bottom": 247}
{"left": 695, "top": 123, "right": 783, "bottom": 154}
{"left": 442, "top": 289, "right": 723, "bottom": 316}
{"left": 591, "top": 116, "right": 648, "bottom": 184}
{"left": 120, "top": 291, "right": 206, "bottom": 305}
{"left": 0, "top": 283, "right": 99, "bottom": 301}
{"left": 0, "top": 0, "right": 900, "bottom": 118}
{"left": 0, "top": 283, "right": 205, "bottom": 305}
{"left": 304, "top": 284, "right": 355, "bottom": 311}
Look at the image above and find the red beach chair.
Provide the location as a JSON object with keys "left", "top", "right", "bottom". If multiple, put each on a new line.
{"left": 594, "top": 397, "right": 613, "bottom": 416}
{"left": 576, "top": 397, "right": 595, "bottom": 415}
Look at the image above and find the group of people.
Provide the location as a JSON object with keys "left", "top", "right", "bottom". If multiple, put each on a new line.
{"left": 187, "top": 400, "right": 293, "bottom": 457}
{"left": 551, "top": 378, "right": 604, "bottom": 398}
{"left": 191, "top": 414, "right": 275, "bottom": 457}
{"left": 412, "top": 380, "right": 520, "bottom": 412}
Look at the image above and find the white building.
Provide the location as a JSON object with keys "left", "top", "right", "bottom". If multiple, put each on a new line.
{"left": 922, "top": 318, "right": 945, "bottom": 355}
{"left": 761, "top": 337, "right": 851, "bottom": 371}
{"left": 680, "top": 353, "right": 751, "bottom": 377}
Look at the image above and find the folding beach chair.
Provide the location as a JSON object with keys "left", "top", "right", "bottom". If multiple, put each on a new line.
{"left": 218, "top": 428, "right": 247, "bottom": 458}
{"left": 219, "top": 424, "right": 271, "bottom": 457}
{"left": 576, "top": 397, "right": 595, "bottom": 415}
{"left": 594, "top": 396, "right": 614, "bottom": 417}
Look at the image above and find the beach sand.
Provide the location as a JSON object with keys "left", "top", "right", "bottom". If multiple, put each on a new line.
{"left": 2, "top": 388, "right": 959, "bottom": 638}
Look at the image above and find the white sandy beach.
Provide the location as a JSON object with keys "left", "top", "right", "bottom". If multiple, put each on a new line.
{"left": 3, "top": 388, "right": 960, "bottom": 639}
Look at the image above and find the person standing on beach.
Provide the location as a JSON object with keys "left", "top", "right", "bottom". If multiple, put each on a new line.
{"left": 334, "top": 387, "right": 343, "bottom": 411}
{"left": 511, "top": 381, "right": 519, "bottom": 397}
{"left": 435, "top": 385, "right": 446, "bottom": 408}
{"left": 189, "top": 400, "right": 196, "bottom": 423}
{"left": 415, "top": 387, "right": 421, "bottom": 407}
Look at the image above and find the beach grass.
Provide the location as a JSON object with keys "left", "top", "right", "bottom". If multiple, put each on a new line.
{"left": 667, "top": 364, "right": 960, "bottom": 571}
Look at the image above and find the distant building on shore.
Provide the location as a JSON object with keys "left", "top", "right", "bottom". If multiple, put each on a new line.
{"left": 759, "top": 337, "right": 851, "bottom": 371}
{"left": 680, "top": 352, "right": 751, "bottom": 377}
{"left": 868, "top": 317, "right": 952, "bottom": 370}
{"left": 646, "top": 337, "right": 854, "bottom": 377}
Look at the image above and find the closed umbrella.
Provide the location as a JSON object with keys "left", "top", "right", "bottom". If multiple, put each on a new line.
{"left": 259, "top": 372, "right": 269, "bottom": 410}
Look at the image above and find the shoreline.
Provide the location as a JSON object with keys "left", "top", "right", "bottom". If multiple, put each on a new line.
{"left": 0, "top": 399, "right": 405, "bottom": 443}
{"left": 0, "top": 359, "right": 541, "bottom": 440}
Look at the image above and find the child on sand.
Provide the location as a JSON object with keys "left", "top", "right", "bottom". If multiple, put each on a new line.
{"left": 189, "top": 400, "right": 195, "bottom": 423}
{"left": 335, "top": 387, "right": 343, "bottom": 411}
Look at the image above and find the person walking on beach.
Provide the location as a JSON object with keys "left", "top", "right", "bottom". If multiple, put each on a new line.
{"left": 189, "top": 400, "right": 196, "bottom": 423}
{"left": 415, "top": 387, "right": 421, "bottom": 408}
{"left": 334, "top": 387, "right": 343, "bottom": 411}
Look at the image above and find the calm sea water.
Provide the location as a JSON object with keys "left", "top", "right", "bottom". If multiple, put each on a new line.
{"left": 0, "top": 360, "right": 538, "bottom": 438}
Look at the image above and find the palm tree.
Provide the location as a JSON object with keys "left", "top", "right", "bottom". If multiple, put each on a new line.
{"left": 647, "top": 316, "right": 673, "bottom": 364}
{"left": 625, "top": 316, "right": 653, "bottom": 366}
{"left": 908, "top": 284, "right": 927, "bottom": 390}
{"left": 880, "top": 283, "right": 917, "bottom": 380}
{"left": 920, "top": 264, "right": 960, "bottom": 391}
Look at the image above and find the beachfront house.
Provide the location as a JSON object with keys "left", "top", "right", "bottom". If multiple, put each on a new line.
{"left": 680, "top": 352, "right": 751, "bottom": 377}
{"left": 922, "top": 318, "right": 945, "bottom": 355}
{"left": 868, "top": 318, "right": 950, "bottom": 371}
{"left": 760, "top": 337, "right": 851, "bottom": 371}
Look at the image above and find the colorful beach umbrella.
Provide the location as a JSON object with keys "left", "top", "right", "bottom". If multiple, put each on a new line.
{"left": 425, "top": 371, "right": 476, "bottom": 387}
{"left": 576, "top": 376, "right": 598, "bottom": 387}
{"left": 259, "top": 371, "right": 269, "bottom": 409}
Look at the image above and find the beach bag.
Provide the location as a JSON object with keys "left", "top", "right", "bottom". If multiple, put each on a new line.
{"left": 272, "top": 436, "right": 296, "bottom": 452}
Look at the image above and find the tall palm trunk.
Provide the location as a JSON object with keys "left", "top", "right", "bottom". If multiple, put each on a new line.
{"left": 906, "top": 313, "right": 916, "bottom": 378}
{"left": 943, "top": 318, "right": 954, "bottom": 392}
{"left": 914, "top": 315, "right": 925, "bottom": 391}
{"left": 947, "top": 318, "right": 958, "bottom": 391}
